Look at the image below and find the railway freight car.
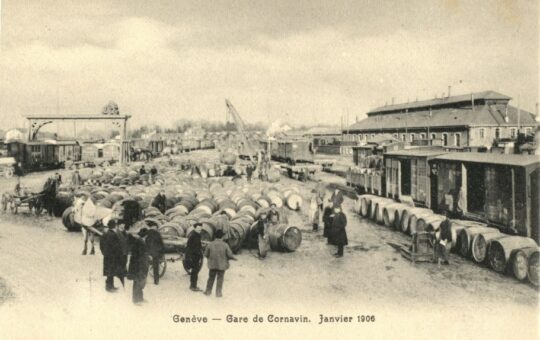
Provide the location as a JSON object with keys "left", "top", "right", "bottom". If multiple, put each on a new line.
{"left": 274, "top": 139, "right": 314, "bottom": 165}
{"left": 6, "top": 140, "right": 81, "bottom": 171}
{"left": 430, "top": 152, "right": 540, "bottom": 242}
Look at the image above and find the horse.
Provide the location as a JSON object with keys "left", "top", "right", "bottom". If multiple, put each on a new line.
{"left": 73, "top": 195, "right": 98, "bottom": 255}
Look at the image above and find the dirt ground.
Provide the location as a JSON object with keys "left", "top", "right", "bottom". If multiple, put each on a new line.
{"left": 0, "top": 159, "right": 538, "bottom": 340}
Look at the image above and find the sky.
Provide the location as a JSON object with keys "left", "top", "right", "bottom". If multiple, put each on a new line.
{"left": 0, "top": 0, "right": 538, "bottom": 132}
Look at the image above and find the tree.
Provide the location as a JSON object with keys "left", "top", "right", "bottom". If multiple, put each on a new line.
{"left": 102, "top": 101, "right": 120, "bottom": 115}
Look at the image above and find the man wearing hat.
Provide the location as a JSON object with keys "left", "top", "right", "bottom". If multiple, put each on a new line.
{"left": 267, "top": 203, "right": 280, "bottom": 225}
{"left": 145, "top": 225, "right": 165, "bottom": 285}
{"left": 330, "top": 188, "right": 344, "bottom": 209}
{"left": 185, "top": 223, "right": 203, "bottom": 291}
{"left": 99, "top": 220, "right": 123, "bottom": 292}
{"left": 128, "top": 228, "right": 150, "bottom": 304}
{"left": 255, "top": 211, "right": 270, "bottom": 259}
{"left": 330, "top": 206, "right": 348, "bottom": 258}
{"left": 151, "top": 189, "right": 167, "bottom": 214}
{"left": 204, "top": 229, "right": 237, "bottom": 297}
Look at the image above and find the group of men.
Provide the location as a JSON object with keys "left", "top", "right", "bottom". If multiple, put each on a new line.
{"left": 312, "top": 188, "right": 348, "bottom": 258}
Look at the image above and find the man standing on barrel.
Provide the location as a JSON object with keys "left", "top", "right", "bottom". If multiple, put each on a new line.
{"left": 185, "top": 223, "right": 203, "bottom": 292}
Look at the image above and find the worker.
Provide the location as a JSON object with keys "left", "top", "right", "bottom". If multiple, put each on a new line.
{"left": 322, "top": 199, "right": 333, "bottom": 244}
{"left": 128, "top": 228, "right": 150, "bottom": 305}
{"left": 330, "top": 206, "right": 348, "bottom": 258}
{"left": 185, "top": 222, "right": 204, "bottom": 292}
{"left": 331, "top": 188, "right": 344, "bottom": 208}
{"left": 42, "top": 176, "right": 59, "bottom": 219}
{"left": 55, "top": 172, "right": 62, "bottom": 185}
{"left": 145, "top": 225, "right": 165, "bottom": 285}
{"left": 14, "top": 162, "right": 24, "bottom": 192}
{"left": 255, "top": 211, "right": 270, "bottom": 259}
{"left": 309, "top": 190, "right": 320, "bottom": 232}
{"left": 139, "top": 165, "right": 146, "bottom": 175}
{"left": 151, "top": 189, "right": 167, "bottom": 214}
{"left": 215, "top": 211, "right": 230, "bottom": 240}
{"left": 99, "top": 220, "right": 123, "bottom": 292}
{"left": 115, "top": 222, "right": 129, "bottom": 288}
{"left": 71, "top": 170, "right": 82, "bottom": 188}
{"left": 246, "top": 163, "right": 254, "bottom": 182}
{"left": 435, "top": 212, "right": 452, "bottom": 266}
{"left": 204, "top": 229, "right": 237, "bottom": 298}
{"left": 267, "top": 203, "right": 280, "bottom": 224}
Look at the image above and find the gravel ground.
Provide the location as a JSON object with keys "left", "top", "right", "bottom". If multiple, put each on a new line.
{"left": 0, "top": 159, "right": 537, "bottom": 340}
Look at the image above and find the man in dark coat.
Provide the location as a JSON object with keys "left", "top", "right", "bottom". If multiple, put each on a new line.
{"left": 185, "top": 223, "right": 203, "bottom": 291}
{"left": 150, "top": 166, "right": 158, "bottom": 176}
{"left": 128, "top": 229, "right": 150, "bottom": 304}
{"left": 115, "top": 223, "right": 129, "bottom": 287}
{"left": 267, "top": 204, "right": 280, "bottom": 225}
{"left": 246, "top": 163, "right": 254, "bottom": 182}
{"left": 255, "top": 211, "right": 270, "bottom": 259}
{"left": 145, "top": 226, "right": 165, "bottom": 285}
{"left": 139, "top": 165, "right": 146, "bottom": 175}
{"left": 435, "top": 213, "right": 452, "bottom": 265}
{"left": 42, "top": 177, "right": 59, "bottom": 218}
{"left": 151, "top": 190, "right": 167, "bottom": 214}
{"left": 330, "top": 206, "right": 348, "bottom": 258}
{"left": 322, "top": 201, "right": 334, "bottom": 244}
{"left": 99, "top": 221, "right": 123, "bottom": 292}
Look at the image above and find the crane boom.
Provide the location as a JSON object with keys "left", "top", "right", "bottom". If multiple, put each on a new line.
{"left": 225, "top": 99, "right": 259, "bottom": 161}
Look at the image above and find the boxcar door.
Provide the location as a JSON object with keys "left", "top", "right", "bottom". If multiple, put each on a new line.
{"left": 530, "top": 169, "right": 540, "bottom": 243}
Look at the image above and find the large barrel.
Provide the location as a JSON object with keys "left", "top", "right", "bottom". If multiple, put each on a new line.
{"left": 457, "top": 225, "right": 493, "bottom": 257}
{"left": 268, "top": 223, "right": 302, "bottom": 252}
{"left": 61, "top": 207, "right": 80, "bottom": 231}
{"left": 285, "top": 192, "right": 303, "bottom": 211}
{"left": 527, "top": 250, "right": 540, "bottom": 286}
{"left": 382, "top": 203, "right": 405, "bottom": 228}
{"left": 400, "top": 208, "right": 432, "bottom": 234}
{"left": 488, "top": 236, "right": 538, "bottom": 273}
{"left": 417, "top": 215, "right": 445, "bottom": 233}
{"left": 373, "top": 198, "right": 394, "bottom": 225}
{"left": 409, "top": 212, "right": 436, "bottom": 234}
{"left": 470, "top": 230, "right": 502, "bottom": 263}
{"left": 510, "top": 247, "right": 538, "bottom": 281}
{"left": 359, "top": 195, "right": 374, "bottom": 217}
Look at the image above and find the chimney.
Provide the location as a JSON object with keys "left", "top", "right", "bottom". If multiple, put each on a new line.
{"left": 448, "top": 85, "right": 452, "bottom": 98}
{"left": 504, "top": 105, "right": 509, "bottom": 123}
{"left": 391, "top": 97, "right": 395, "bottom": 105}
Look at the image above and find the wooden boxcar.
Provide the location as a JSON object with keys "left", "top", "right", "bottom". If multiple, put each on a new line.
{"left": 383, "top": 148, "right": 447, "bottom": 207}
{"left": 275, "top": 140, "right": 314, "bottom": 164}
{"left": 7, "top": 140, "right": 81, "bottom": 171}
{"left": 81, "top": 143, "right": 103, "bottom": 163}
{"left": 102, "top": 143, "right": 121, "bottom": 162}
{"left": 430, "top": 152, "right": 540, "bottom": 242}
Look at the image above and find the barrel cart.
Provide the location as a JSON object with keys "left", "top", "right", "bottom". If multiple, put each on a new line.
{"left": 155, "top": 237, "right": 209, "bottom": 278}
{"left": 1, "top": 189, "right": 45, "bottom": 215}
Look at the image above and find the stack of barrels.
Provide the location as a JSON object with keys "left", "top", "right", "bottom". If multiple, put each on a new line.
{"left": 355, "top": 194, "right": 539, "bottom": 287}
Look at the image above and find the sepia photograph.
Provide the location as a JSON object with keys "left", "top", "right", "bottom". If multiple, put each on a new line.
{"left": 0, "top": 1, "right": 538, "bottom": 339}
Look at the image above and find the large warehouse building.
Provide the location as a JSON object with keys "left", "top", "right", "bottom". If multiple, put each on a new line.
{"left": 345, "top": 91, "right": 537, "bottom": 148}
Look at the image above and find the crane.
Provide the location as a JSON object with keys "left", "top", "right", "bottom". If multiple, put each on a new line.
{"left": 225, "top": 99, "right": 261, "bottom": 162}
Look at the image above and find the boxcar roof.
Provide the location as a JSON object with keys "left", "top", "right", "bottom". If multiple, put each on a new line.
{"left": 384, "top": 148, "right": 448, "bottom": 158}
{"left": 433, "top": 152, "right": 540, "bottom": 167}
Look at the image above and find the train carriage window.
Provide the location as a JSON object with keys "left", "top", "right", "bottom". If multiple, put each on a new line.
{"left": 442, "top": 133, "right": 449, "bottom": 146}
{"left": 495, "top": 128, "right": 501, "bottom": 139}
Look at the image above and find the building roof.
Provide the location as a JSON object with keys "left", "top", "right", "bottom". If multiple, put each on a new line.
{"left": 348, "top": 104, "right": 536, "bottom": 132}
{"left": 368, "top": 91, "right": 511, "bottom": 115}
{"left": 385, "top": 147, "right": 448, "bottom": 158}
{"left": 305, "top": 126, "right": 341, "bottom": 136}
{"left": 433, "top": 152, "right": 540, "bottom": 167}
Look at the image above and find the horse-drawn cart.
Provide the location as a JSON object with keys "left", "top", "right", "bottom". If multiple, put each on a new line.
{"left": 152, "top": 237, "right": 208, "bottom": 279}
{"left": 1, "top": 190, "right": 45, "bottom": 215}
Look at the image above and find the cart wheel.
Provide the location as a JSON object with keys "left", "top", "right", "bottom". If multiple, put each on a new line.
{"left": 1, "top": 195, "right": 7, "bottom": 212}
{"left": 4, "top": 168, "right": 13, "bottom": 179}
{"left": 149, "top": 256, "right": 167, "bottom": 278}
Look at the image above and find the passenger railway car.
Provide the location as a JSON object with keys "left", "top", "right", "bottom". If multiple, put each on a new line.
{"left": 6, "top": 140, "right": 81, "bottom": 171}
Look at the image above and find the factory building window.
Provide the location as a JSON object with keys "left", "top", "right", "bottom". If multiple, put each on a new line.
{"left": 420, "top": 133, "right": 426, "bottom": 139}
{"left": 479, "top": 128, "right": 485, "bottom": 139}
{"left": 401, "top": 134, "right": 406, "bottom": 141}
{"left": 510, "top": 128, "right": 517, "bottom": 139}
{"left": 442, "top": 133, "right": 448, "bottom": 146}
{"left": 371, "top": 134, "right": 375, "bottom": 139}
{"left": 454, "top": 133, "right": 461, "bottom": 147}
{"left": 392, "top": 133, "right": 398, "bottom": 139}
{"left": 495, "top": 128, "right": 501, "bottom": 139}
{"left": 430, "top": 133, "right": 436, "bottom": 140}
{"left": 410, "top": 134, "right": 415, "bottom": 142}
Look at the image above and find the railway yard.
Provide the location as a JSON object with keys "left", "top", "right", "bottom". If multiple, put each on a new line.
{"left": 0, "top": 149, "right": 537, "bottom": 339}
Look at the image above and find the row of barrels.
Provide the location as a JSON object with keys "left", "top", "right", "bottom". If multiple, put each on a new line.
{"left": 355, "top": 195, "right": 539, "bottom": 286}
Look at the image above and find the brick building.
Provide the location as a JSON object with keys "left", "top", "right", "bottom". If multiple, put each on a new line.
{"left": 346, "top": 91, "right": 537, "bottom": 149}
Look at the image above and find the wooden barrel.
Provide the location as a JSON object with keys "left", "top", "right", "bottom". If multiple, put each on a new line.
{"left": 285, "top": 192, "right": 303, "bottom": 211}
{"left": 471, "top": 230, "right": 501, "bottom": 263}
{"left": 510, "top": 247, "right": 538, "bottom": 281}
{"left": 268, "top": 223, "right": 302, "bottom": 252}
{"left": 457, "top": 226, "right": 493, "bottom": 258}
{"left": 527, "top": 250, "right": 540, "bottom": 286}
{"left": 409, "top": 212, "right": 435, "bottom": 234}
{"left": 400, "top": 208, "right": 431, "bottom": 234}
{"left": 488, "top": 236, "right": 538, "bottom": 273}
{"left": 382, "top": 203, "right": 405, "bottom": 228}
{"left": 227, "top": 222, "right": 248, "bottom": 253}
{"left": 418, "top": 215, "right": 445, "bottom": 232}
{"left": 359, "top": 195, "right": 374, "bottom": 217}
{"left": 61, "top": 207, "right": 80, "bottom": 231}
{"left": 373, "top": 199, "right": 393, "bottom": 225}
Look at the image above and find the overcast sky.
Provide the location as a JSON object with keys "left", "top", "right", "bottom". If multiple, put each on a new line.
{"left": 0, "top": 0, "right": 538, "bottom": 131}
